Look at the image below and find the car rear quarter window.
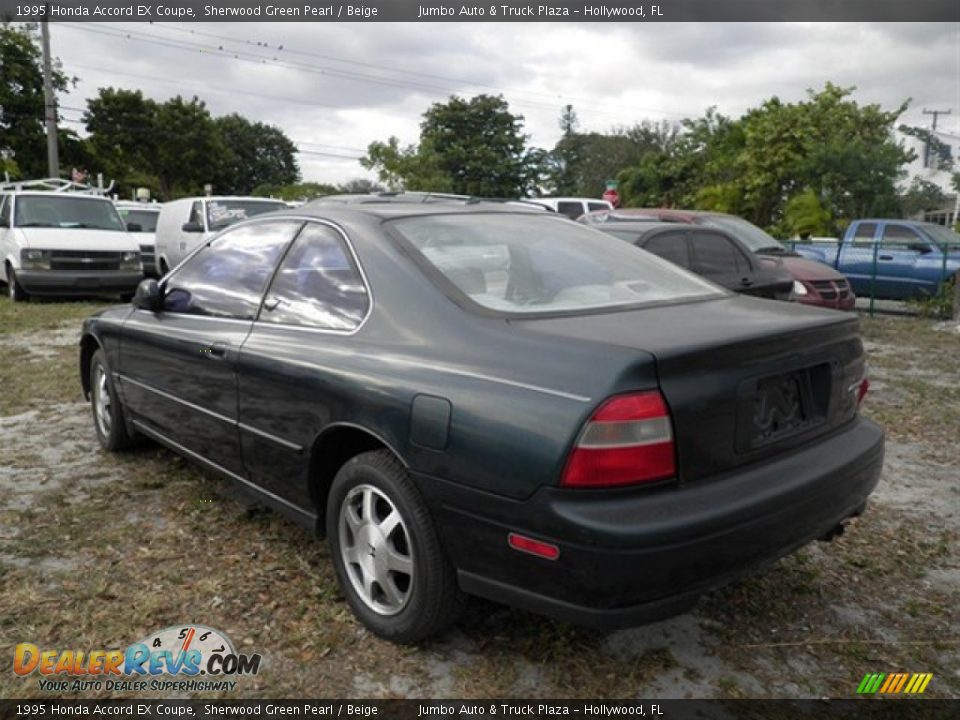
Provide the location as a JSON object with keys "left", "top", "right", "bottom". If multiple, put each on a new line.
{"left": 0, "top": 195, "right": 9, "bottom": 226}
{"left": 390, "top": 213, "right": 723, "bottom": 316}
{"left": 556, "top": 201, "right": 584, "bottom": 219}
{"left": 690, "top": 231, "right": 747, "bottom": 275}
{"left": 259, "top": 222, "right": 369, "bottom": 331}
{"left": 852, "top": 222, "right": 877, "bottom": 246}
{"left": 162, "top": 220, "right": 302, "bottom": 320}
{"left": 642, "top": 232, "right": 692, "bottom": 269}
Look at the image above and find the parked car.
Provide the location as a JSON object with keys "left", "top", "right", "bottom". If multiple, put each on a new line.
{"left": 582, "top": 208, "right": 856, "bottom": 310}
{"left": 598, "top": 222, "right": 794, "bottom": 301}
{"left": 80, "top": 204, "right": 883, "bottom": 642}
{"left": 115, "top": 201, "right": 161, "bottom": 277}
{"left": 793, "top": 219, "right": 960, "bottom": 300}
{"left": 154, "top": 196, "right": 287, "bottom": 274}
{"left": 531, "top": 197, "right": 614, "bottom": 220}
{"left": 0, "top": 189, "right": 142, "bottom": 302}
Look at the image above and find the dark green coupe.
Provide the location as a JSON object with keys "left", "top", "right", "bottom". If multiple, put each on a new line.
{"left": 80, "top": 202, "right": 883, "bottom": 642}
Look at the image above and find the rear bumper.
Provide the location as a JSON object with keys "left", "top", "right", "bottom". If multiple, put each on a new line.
{"left": 419, "top": 417, "right": 883, "bottom": 629}
{"left": 17, "top": 270, "right": 142, "bottom": 295}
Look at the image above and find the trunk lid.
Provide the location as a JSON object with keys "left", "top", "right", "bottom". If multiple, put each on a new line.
{"left": 511, "top": 295, "right": 865, "bottom": 484}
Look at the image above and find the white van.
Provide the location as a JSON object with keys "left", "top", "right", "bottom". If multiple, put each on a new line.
{"left": 155, "top": 196, "right": 287, "bottom": 274}
{"left": 115, "top": 201, "right": 162, "bottom": 277}
{"left": 0, "top": 190, "right": 143, "bottom": 302}
{"left": 531, "top": 197, "right": 613, "bottom": 220}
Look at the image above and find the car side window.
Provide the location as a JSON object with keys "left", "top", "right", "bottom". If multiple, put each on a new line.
{"left": 259, "top": 223, "right": 369, "bottom": 331}
{"left": 642, "top": 232, "right": 691, "bottom": 269}
{"left": 587, "top": 202, "right": 609, "bottom": 213}
{"left": 690, "top": 232, "right": 742, "bottom": 275}
{"left": 162, "top": 220, "right": 302, "bottom": 320}
{"left": 851, "top": 222, "right": 877, "bottom": 247}
{"left": 881, "top": 225, "right": 922, "bottom": 246}
{"left": 0, "top": 195, "right": 9, "bottom": 227}
{"left": 188, "top": 201, "right": 204, "bottom": 228}
{"left": 556, "top": 202, "right": 583, "bottom": 220}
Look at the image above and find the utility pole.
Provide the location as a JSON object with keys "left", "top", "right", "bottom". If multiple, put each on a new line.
{"left": 922, "top": 108, "right": 951, "bottom": 132}
{"left": 41, "top": 14, "right": 60, "bottom": 179}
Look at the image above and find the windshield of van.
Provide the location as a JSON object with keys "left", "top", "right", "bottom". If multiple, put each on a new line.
{"left": 14, "top": 196, "right": 126, "bottom": 231}
{"left": 390, "top": 213, "right": 724, "bottom": 315}
{"left": 117, "top": 208, "right": 159, "bottom": 232}
{"left": 206, "top": 200, "right": 286, "bottom": 230}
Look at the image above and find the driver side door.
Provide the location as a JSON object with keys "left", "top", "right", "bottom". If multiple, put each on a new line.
{"left": 118, "top": 219, "right": 302, "bottom": 476}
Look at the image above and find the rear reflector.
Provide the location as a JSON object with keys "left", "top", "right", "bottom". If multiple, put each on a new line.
{"left": 857, "top": 377, "right": 869, "bottom": 408}
{"left": 508, "top": 533, "right": 560, "bottom": 560}
{"left": 561, "top": 390, "right": 676, "bottom": 488}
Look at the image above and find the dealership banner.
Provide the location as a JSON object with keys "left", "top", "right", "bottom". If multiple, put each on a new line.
{"left": 2, "top": 700, "right": 958, "bottom": 718}
{"left": 0, "top": 0, "right": 957, "bottom": 22}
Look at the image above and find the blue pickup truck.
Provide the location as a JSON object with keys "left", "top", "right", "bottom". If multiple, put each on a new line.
{"left": 793, "top": 219, "right": 960, "bottom": 300}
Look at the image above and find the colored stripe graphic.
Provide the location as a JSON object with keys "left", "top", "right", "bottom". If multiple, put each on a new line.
{"left": 858, "top": 672, "right": 932, "bottom": 694}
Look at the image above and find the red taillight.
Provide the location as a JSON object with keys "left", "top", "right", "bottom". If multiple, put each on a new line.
{"left": 561, "top": 390, "right": 676, "bottom": 488}
{"left": 857, "top": 377, "right": 869, "bottom": 408}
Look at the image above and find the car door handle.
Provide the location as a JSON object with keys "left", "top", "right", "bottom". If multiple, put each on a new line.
{"left": 740, "top": 277, "right": 753, "bottom": 286}
{"left": 878, "top": 254, "right": 894, "bottom": 261}
{"left": 204, "top": 341, "right": 230, "bottom": 359}
{"left": 263, "top": 296, "right": 283, "bottom": 312}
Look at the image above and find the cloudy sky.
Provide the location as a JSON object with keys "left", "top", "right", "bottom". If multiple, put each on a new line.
{"left": 49, "top": 21, "right": 960, "bottom": 187}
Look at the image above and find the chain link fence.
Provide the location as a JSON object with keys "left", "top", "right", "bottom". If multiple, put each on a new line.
{"left": 786, "top": 238, "right": 960, "bottom": 319}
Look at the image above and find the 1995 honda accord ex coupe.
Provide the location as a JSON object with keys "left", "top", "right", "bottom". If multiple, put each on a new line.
{"left": 79, "top": 202, "right": 884, "bottom": 643}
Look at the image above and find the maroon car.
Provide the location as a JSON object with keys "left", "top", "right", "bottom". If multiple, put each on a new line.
{"left": 581, "top": 209, "right": 856, "bottom": 311}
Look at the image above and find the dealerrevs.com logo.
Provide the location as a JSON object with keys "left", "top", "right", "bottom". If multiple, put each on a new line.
{"left": 14, "top": 625, "right": 261, "bottom": 693}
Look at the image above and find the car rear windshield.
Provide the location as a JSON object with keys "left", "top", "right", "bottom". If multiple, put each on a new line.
{"left": 117, "top": 208, "right": 159, "bottom": 232}
{"left": 206, "top": 200, "right": 286, "bottom": 230}
{"left": 15, "top": 196, "right": 126, "bottom": 231}
{"left": 390, "top": 213, "right": 724, "bottom": 315}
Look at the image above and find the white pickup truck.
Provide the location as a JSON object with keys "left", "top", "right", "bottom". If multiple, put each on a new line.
{"left": 0, "top": 188, "right": 143, "bottom": 302}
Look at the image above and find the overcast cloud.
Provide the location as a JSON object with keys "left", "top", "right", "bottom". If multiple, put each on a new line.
{"left": 49, "top": 21, "right": 960, "bottom": 187}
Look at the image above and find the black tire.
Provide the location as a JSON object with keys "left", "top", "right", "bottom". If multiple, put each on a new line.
{"left": 89, "top": 349, "right": 138, "bottom": 451}
{"left": 7, "top": 265, "right": 28, "bottom": 302}
{"left": 326, "top": 450, "right": 465, "bottom": 643}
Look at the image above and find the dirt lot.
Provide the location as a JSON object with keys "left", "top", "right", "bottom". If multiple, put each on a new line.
{"left": 0, "top": 297, "right": 957, "bottom": 700}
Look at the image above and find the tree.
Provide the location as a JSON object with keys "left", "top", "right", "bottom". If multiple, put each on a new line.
{"left": 363, "top": 94, "right": 545, "bottom": 197}
{"left": 252, "top": 181, "right": 338, "bottom": 201}
{"left": 899, "top": 177, "right": 946, "bottom": 217}
{"left": 214, "top": 113, "right": 299, "bottom": 195}
{"left": 0, "top": 24, "right": 71, "bottom": 179}
{"left": 83, "top": 88, "right": 160, "bottom": 194}
{"left": 618, "top": 84, "right": 914, "bottom": 235}
{"left": 784, "top": 188, "right": 833, "bottom": 237}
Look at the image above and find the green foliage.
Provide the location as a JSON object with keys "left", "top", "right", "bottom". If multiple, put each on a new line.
{"left": 618, "top": 85, "right": 912, "bottom": 235}
{"left": 900, "top": 177, "right": 946, "bottom": 217}
{"left": 82, "top": 88, "right": 300, "bottom": 200}
{"left": 551, "top": 119, "right": 678, "bottom": 199}
{"left": 363, "top": 94, "right": 545, "bottom": 197}
{"left": 0, "top": 24, "right": 72, "bottom": 179}
{"left": 784, "top": 188, "right": 832, "bottom": 238}
{"left": 906, "top": 280, "right": 956, "bottom": 320}
{"left": 213, "top": 113, "right": 299, "bottom": 195}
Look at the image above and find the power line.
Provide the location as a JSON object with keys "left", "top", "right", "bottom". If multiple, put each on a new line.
{"left": 60, "top": 23, "right": 681, "bottom": 123}
{"left": 149, "top": 21, "right": 688, "bottom": 119}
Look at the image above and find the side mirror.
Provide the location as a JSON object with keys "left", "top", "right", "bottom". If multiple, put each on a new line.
{"left": 126, "top": 222, "right": 142, "bottom": 232}
{"left": 907, "top": 243, "right": 933, "bottom": 254}
{"left": 181, "top": 221, "right": 204, "bottom": 233}
{"left": 132, "top": 278, "right": 162, "bottom": 311}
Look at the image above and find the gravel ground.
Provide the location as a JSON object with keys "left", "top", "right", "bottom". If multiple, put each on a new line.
{"left": 0, "top": 300, "right": 957, "bottom": 700}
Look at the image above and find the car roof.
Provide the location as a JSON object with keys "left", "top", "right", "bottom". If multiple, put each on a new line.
{"left": 597, "top": 221, "right": 682, "bottom": 234}
{"left": 293, "top": 201, "right": 553, "bottom": 222}
{"left": 10, "top": 191, "right": 113, "bottom": 201}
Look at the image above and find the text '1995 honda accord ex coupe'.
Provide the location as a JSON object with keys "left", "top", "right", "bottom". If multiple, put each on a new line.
{"left": 79, "top": 203, "right": 883, "bottom": 643}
